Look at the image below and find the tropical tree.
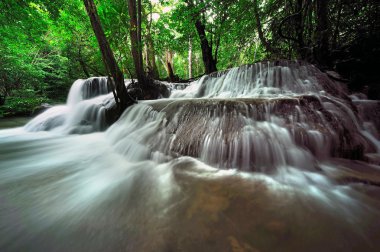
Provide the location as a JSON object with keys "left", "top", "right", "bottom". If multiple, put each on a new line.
{"left": 83, "top": 0, "right": 132, "bottom": 111}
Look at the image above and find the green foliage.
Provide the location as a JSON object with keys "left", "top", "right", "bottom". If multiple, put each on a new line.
{"left": 0, "top": 92, "right": 51, "bottom": 117}
{"left": 1, "top": 0, "right": 379, "bottom": 116}
{"left": 0, "top": 0, "right": 74, "bottom": 102}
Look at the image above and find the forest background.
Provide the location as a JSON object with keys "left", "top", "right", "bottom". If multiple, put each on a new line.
{"left": 0, "top": 0, "right": 379, "bottom": 116}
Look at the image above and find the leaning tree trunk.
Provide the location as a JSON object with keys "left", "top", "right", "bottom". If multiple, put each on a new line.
{"left": 83, "top": 0, "right": 132, "bottom": 111}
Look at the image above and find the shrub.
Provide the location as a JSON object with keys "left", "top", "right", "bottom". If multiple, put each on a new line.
{"left": 0, "top": 96, "right": 51, "bottom": 117}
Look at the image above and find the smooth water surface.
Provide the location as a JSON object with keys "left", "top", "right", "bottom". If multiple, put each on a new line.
{"left": 0, "top": 117, "right": 31, "bottom": 129}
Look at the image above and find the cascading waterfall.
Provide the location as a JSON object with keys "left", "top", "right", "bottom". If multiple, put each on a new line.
{"left": 1, "top": 61, "right": 380, "bottom": 251}
{"left": 108, "top": 61, "right": 377, "bottom": 170}
{"left": 24, "top": 77, "right": 114, "bottom": 134}
{"left": 171, "top": 61, "right": 347, "bottom": 98}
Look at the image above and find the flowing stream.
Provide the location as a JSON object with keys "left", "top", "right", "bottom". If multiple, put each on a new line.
{"left": 1, "top": 61, "right": 380, "bottom": 251}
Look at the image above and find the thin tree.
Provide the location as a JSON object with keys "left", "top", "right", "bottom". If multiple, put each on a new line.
{"left": 315, "top": 0, "right": 330, "bottom": 67}
{"left": 188, "top": 37, "right": 192, "bottom": 79}
{"left": 253, "top": 0, "right": 274, "bottom": 54}
{"left": 127, "top": 0, "right": 146, "bottom": 84}
{"left": 165, "top": 50, "right": 175, "bottom": 81}
{"left": 145, "top": 0, "right": 159, "bottom": 79}
{"left": 185, "top": 0, "right": 217, "bottom": 74}
{"left": 83, "top": 0, "right": 133, "bottom": 111}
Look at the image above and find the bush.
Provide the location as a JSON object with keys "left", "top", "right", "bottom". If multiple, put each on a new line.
{"left": 0, "top": 96, "right": 51, "bottom": 117}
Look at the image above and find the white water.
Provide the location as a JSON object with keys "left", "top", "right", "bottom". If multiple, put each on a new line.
{"left": 171, "top": 61, "right": 346, "bottom": 99}
{"left": 25, "top": 77, "right": 113, "bottom": 134}
{"left": 1, "top": 61, "right": 380, "bottom": 251}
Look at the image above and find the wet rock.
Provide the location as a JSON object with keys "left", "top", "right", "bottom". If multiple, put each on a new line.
{"left": 364, "top": 153, "right": 380, "bottom": 165}
{"left": 326, "top": 70, "right": 348, "bottom": 82}
{"left": 353, "top": 100, "right": 380, "bottom": 132}
{"left": 104, "top": 97, "right": 119, "bottom": 126}
{"left": 128, "top": 80, "right": 170, "bottom": 101}
{"left": 104, "top": 80, "right": 170, "bottom": 126}
{"left": 31, "top": 103, "right": 52, "bottom": 116}
{"left": 320, "top": 158, "right": 380, "bottom": 187}
{"left": 81, "top": 77, "right": 111, "bottom": 99}
{"left": 133, "top": 95, "right": 374, "bottom": 171}
{"left": 350, "top": 93, "right": 368, "bottom": 100}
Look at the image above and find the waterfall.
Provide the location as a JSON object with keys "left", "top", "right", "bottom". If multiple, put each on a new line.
{"left": 1, "top": 61, "right": 380, "bottom": 251}
{"left": 170, "top": 61, "right": 347, "bottom": 98}
{"left": 24, "top": 77, "right": 114, "bottom": 134}
{"left": 107, "top": 61, "right": 378, "bottom": 171}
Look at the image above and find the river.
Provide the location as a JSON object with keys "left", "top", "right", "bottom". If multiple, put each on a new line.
{"left": 0, "top": 117, "right": 31, "bottom": 129}
{"left": 1, "top": 61, "right": 380, "bottom": 251}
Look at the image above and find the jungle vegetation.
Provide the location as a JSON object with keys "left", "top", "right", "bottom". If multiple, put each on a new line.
{"left": 1, "top": 0, "right": 379, "bottom": 116}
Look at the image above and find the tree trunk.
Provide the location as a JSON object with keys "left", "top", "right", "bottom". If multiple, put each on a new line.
{"left": 315, "top": 0, "right": 330, "bottom": 67}
{"left": 194, "top": 20, "right": 217, "bottom": 74}
{"left": 83, "top": 0, "right": 131, "bottom": 111}
{"left": 332, "top": 0, "right": 343, "bottom": 50}
{"left": 165, "top": 50, "right": 175, "bottom": 81}
{"left": 78, "top": 47, "right": 90, "bottom": 78}
{"left": 145, "top": 2, "right": 159, "bottom": 79}
{"left": 127, "top": 0, "right": 146, "bottom": 84}
{"left": 146, "top": 34, "right": 159, "bottom": 79}
{"left": 294, "top": 0, "right": 306, "bottom": 59}
{"left": 79, "top": 59, "right": 90, "bottom": 78}
{"left": 137, "top": 0, "right": 144, "bottom": 78}
{"left": 188, "top": 37, "right": 192, "bottom": 79}
{"left": 185, "top": 0, "right": 217, "bottom": 74}
{"left": 253, "top": 0, "right": 273, "bottom": 54}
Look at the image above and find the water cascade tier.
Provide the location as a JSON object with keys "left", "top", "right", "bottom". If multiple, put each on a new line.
{"left": 108, "top": 96, "right": 374, "bottom": 172}
{"left": 171, "top": 61, "right": 348, "bottom": 99}
{"left": 1, "top": 61, "right": 380, "bottom": 251}
{"left": 108, "top": 61, "right": 379, "bottom": 171}
{"left": 25, "top": 77, "right": 114, "bottom": 134}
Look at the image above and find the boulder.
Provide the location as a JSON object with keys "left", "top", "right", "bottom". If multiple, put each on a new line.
{"left": 31, "top": 103, "right": 52, "bottom": 116}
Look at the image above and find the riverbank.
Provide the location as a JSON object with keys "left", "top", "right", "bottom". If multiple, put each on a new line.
{"left": 0, "top": 116, "right": 31, "bottom": 129}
